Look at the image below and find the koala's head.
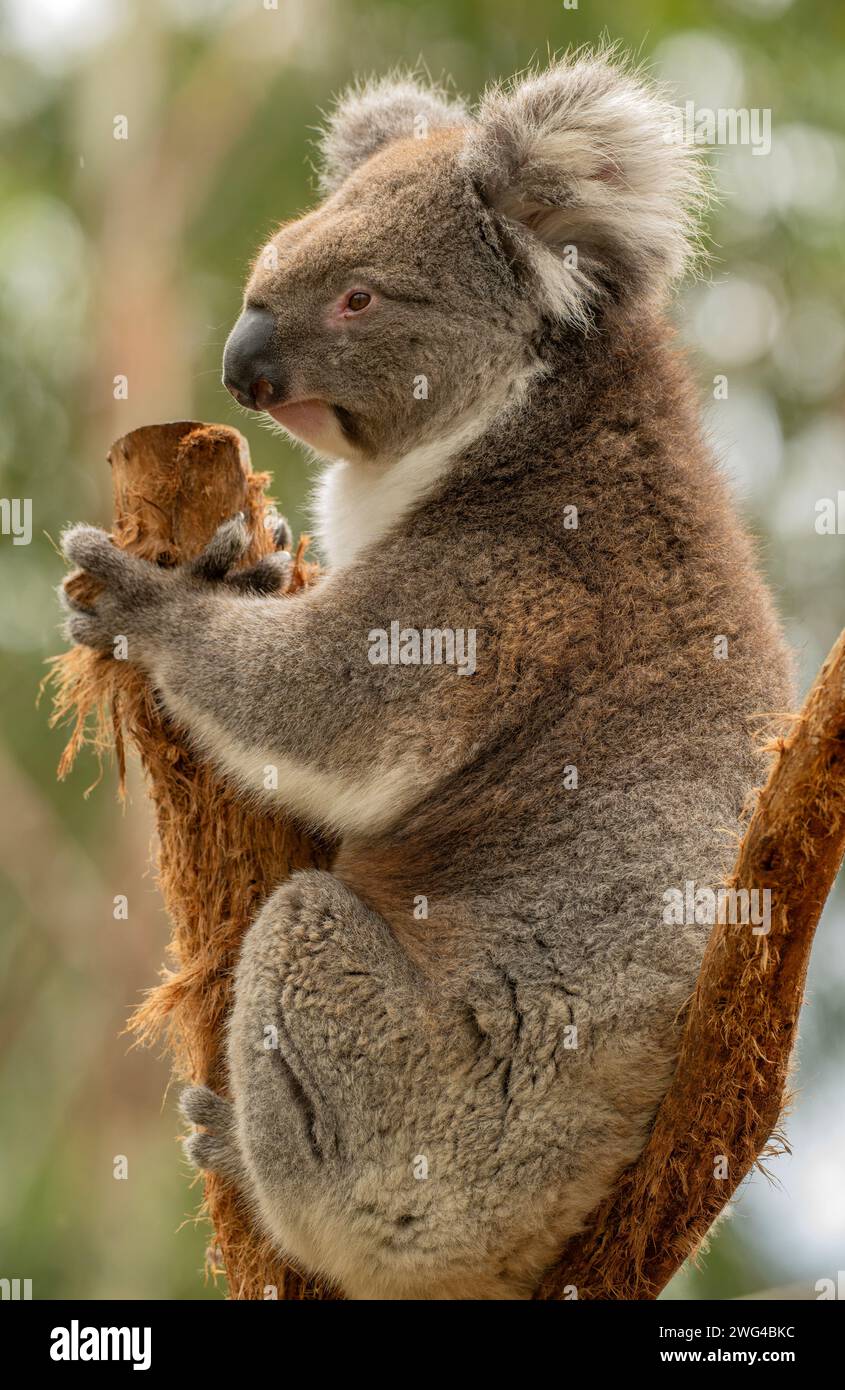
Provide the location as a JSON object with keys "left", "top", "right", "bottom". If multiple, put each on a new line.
{"left": 223, "top": 51, "right": 706, "bottom": 464}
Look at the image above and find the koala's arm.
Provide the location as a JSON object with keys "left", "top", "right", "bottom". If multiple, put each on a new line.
{"left": 60, "top": 520, "right": 487, "bottom": 835}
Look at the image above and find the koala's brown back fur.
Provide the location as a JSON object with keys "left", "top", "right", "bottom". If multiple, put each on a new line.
{"left": 338, "top": 309, "right": 791, "bottom": 945}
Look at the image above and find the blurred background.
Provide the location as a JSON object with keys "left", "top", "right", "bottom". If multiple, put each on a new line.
{"left": 1, "top": 0, "right": 843, "bottom": 1300}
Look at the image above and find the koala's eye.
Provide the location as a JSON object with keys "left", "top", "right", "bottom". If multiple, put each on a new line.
{"left": 346, "top": 291, "right": 371, "bottom": 313}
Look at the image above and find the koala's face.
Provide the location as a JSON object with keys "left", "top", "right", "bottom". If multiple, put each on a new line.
{"left": 222, "top": 63, "right": 704, "bottom": 463}
{"left": 223, "top": 132, "right": 538, "bottom": 463}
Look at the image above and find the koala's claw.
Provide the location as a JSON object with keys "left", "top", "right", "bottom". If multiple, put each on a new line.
{"left": 190, "top": 515, "right": 251, "bottom": 583}
{"left": 180, "top": 1085, "right": 243, "bottom": 1181}
{"left": 270, "top": 514, "right": 293, "bottom": 553}
{"left": 189, "top": 516, "right": 291, "bottom": 594}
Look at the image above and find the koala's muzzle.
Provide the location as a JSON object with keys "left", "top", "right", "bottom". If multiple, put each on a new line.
{"left": 223, "top": 307, "right": 284, "bottom": 411}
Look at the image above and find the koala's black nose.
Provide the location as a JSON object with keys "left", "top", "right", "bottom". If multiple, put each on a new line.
{"left": 222, "top": 307, "right": 284, "bottom": 411}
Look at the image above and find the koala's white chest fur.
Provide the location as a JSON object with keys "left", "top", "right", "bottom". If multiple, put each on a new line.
{"left": 310, "top": 426, "right": 470, "bottom": 570}
{"left": 311, "top": 381, "right": 537, "bottom": 570}
{"left": 311, "top": 457, "right": 399, "bottom": 571}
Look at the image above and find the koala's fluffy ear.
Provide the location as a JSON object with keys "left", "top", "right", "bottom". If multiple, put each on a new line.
{"left": 317, "top": 74, "right": 469, "bottom": 195}
{"left": 464, "top": 51, "right": 709, "bottom": 325}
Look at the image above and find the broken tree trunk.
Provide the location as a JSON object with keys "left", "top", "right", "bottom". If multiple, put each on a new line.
{"left": 50, "top": 421, "right": 334, "bottom": 1299}
{"left": 50, "top": 419, "right": 844, "bottom": 1301}
{"left": 536, "top": 627, "right": 845, "bottom": 1299}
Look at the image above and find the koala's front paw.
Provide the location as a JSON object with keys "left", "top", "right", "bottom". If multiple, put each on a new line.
{"left": 191, "top": 513, "right": 292, "bottom": 596}
{"left": 60, "top": 513, "right": 292, "bottom": 659}
{"left": 60, "top": 524, "right": 169, "bottom": 657}
{"left": 180, "top": 1085, "right": 244, "bottom": 1183}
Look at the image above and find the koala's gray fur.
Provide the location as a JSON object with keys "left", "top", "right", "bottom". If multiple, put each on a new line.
{"left": 317, "top": 72, "right": 470, "bottom": 197}
{"left": 62, "top": 50, "right": 793, "bottom": 1299}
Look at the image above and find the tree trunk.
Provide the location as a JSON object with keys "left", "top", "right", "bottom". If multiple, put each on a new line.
{"left": 536, "top": 627, "right": 845, "bottom": 1298}
{"left": 52, "top": 421, "right": 335, "bottom": 1299}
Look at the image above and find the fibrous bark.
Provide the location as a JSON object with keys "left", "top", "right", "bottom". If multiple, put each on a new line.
{"left": 50, "top": 421, "right": 333, "bottom": 1299}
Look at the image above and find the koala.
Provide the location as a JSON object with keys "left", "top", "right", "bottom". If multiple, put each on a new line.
{"left": 61, "top": 52, "right": 793, "bottom": 1299}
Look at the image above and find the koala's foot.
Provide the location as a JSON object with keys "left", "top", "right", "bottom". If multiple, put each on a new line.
{"left": 179, "top": 1084, "right": 244, "bottom": 1184}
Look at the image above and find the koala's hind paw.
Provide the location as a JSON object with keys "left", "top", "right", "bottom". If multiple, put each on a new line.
{"left": 180, "top": 1085, "right": 243, "bottom": 1183}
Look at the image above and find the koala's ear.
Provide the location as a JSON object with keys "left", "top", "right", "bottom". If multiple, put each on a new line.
{"left": 316, "top": 74, "right": 469, "bottom": 195}
{"left": 464, "top": 51, "right": 709, "bottom": 325}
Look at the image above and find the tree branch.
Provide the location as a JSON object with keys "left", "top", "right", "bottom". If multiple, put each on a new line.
{"left": 537, "top": 628, "right": 845, "bottom": 1299}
